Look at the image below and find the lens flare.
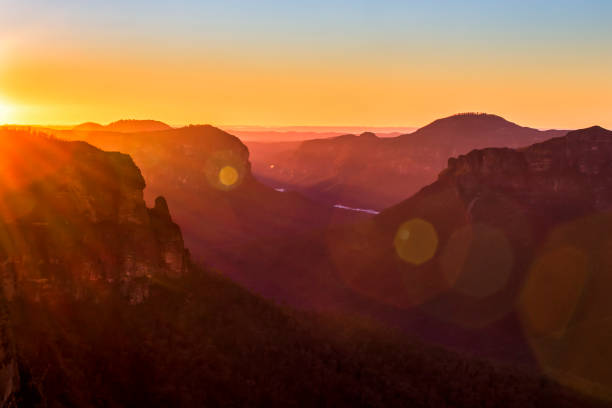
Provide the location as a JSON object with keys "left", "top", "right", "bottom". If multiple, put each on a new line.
{"left": 520, "top": 246, "right": 590, "bottom": 336}
{"left": 219, "top": 165, "right": 239, "bottom": 187}
{"left": 394, "top": 219, "right": 438, "bottom": 265}
{"left": 439, "top": 224, "right": 513, "bottom": 299}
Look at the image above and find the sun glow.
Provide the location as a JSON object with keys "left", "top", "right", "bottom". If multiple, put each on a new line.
{"left": 0, "top": 101, "right": 12, "bottom": 125}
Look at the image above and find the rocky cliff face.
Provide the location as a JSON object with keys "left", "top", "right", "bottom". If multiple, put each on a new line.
{"left": 0, "top": 129, "right": 188, "bottom": 305}
{"left": 367, "top": 126, "right": 612, "bottom": 329}
{"left": 444, "top": 126, "right": 612, "bottom": 216}
{"left": 0, "top": 128, "right": 190, "bottom": 403}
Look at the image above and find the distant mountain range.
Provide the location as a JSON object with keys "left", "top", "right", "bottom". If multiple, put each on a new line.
{"left": 224, "top": 126, "right": 412, "bottom": 142}
{"left": 73, "top": 119, "right": 172, "bottom": 133}
{"left": 247, "top": 113, "right": 567, "bottom": 210}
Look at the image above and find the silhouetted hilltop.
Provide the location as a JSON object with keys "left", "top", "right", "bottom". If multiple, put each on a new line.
{"left": 106, "top": 119, "right": 172, "bottom": 132}
{"left": 411, "top": 112, "right": 516, "bottom": 130}
{"left": 393, "top": 113, "right": 565, "bottom": 152}
{"left": 72, "top": 122, "right": 105, "bottom": 131}
{"left": 249, "top": 113, "right": 567, "bottom": 209}
{"left": 73, "top": 119, "right": 172, "bottom": 133}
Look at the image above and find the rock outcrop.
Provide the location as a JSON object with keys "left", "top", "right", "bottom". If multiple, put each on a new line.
{"left": 0, "top": 127, "right": 190, "bottom": 403}
{"left": 445, "top": 126, "right": 612, "bottom": 209}
{"left": 0, "top": 128, "right": 189, "bottom": 304}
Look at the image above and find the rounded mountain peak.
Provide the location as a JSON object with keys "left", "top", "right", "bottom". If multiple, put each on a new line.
{"left": 423, "top": 113, "right": 514, "bottom": 131}
{"left": 106, "top": 119, "right": 172, "bottom": 133}
{"left": 359, "top": 131, "right": 378, "bottom": 139}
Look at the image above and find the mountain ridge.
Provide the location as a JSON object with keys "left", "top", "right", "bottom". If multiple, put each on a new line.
{"left": 248, "top": 113, "right": 568, "bottom": 209}
{"left": 73, "top": 119, "right": 172, "bottom": 133}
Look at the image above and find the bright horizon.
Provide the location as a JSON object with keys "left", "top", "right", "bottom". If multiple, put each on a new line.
{"left": 0, "top": 118, "right": 566, "bottom": 134}
{"left": 1, "top": 0, "right": 611, "bottom": 129}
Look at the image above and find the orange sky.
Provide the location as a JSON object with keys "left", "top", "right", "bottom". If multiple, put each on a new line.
{"left": 1, "top": 1, "right": 611, "bottom": 130}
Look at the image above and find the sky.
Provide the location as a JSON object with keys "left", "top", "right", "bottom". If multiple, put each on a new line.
{"left": 1, "top": 0, "right": 611, "bottom": 129}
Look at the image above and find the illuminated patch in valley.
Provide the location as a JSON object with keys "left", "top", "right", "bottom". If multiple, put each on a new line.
{"left": 394, "top": 219, "right": 438, "bottom": 265}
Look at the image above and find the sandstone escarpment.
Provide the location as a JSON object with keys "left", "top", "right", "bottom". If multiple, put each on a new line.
{"left": 0, "top": 129, "right": 189, "bottom": 303}
{"left": 0, "top": 128, "right": 190, "bottom": 403}
{"left": 443, "top": 126, "right": 612, "bottom": 220}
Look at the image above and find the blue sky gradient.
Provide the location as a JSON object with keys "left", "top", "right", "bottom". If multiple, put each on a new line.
{"left": 1, "top": 0, "right": 611, "bottom": 127}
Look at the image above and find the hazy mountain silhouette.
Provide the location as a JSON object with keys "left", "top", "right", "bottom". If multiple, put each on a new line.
{"left": 228, "top": 129, "right": 404, "bottom": 142}
{"left": 225, "top": 126, "right": 612, "bottom": 400}
{"left": 249, "top": 113, "right": 567, "bottom": 210}
{"left": 73, "top": 119, "right": 172, "bottom": 133}
{"left": 72, "top": 121, "right": 106, "bottom": 131}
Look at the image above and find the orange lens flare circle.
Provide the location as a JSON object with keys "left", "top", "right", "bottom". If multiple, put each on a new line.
{"left": 394, "top": 218, "right": 438, "bottom": 265}
{"left": 520, "top": 246, "right": 590, "bottom": 336}
{"left": 219, "top": 165, "right": 239, "bottom": 187}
